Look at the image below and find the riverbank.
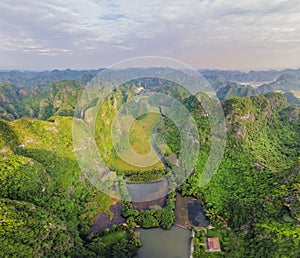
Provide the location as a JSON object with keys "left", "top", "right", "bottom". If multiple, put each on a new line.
{"left": 190, "top": 230, "right": 195, "bottom": 258}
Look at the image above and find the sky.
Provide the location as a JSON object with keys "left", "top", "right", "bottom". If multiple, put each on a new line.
{"left": 0, "top": 0, "right": 300, "bottom": 71}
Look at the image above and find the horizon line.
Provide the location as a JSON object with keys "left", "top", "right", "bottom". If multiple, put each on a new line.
{"left": 1, "top": 66, "right": 300, "bottom": 73}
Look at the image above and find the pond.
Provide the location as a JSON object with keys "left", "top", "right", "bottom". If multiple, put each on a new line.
{"left": 175, "top": 192, "right": 210, "bottom": 228}
{"left": 89, "top": 202, "right": 126, "bottom": 233}
{"left": 138, "top": 226, "right": 191, "bottom": 258}
{"left": 127, "top": 178, "right": 169, "bottom": 208}
{"left": 188, "top": 200, "right": 210, "bottom": 227}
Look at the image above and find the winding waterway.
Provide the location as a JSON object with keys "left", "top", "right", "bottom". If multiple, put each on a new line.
{"left": 151, "top": 107, "right": 168, "bottom": 168}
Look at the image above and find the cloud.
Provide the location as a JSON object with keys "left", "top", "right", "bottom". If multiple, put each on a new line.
{"left": 0, "top": 0, "right": 300, "bottom": 70}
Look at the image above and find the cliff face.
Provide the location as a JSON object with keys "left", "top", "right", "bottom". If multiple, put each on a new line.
{"left": 216, "top": 82, "right": 256, "bottom": 102}
{"left": 224, "top": 92, "right": 297, "bottom": 138}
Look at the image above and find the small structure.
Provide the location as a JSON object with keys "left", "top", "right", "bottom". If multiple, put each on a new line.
{"left": 205, "top": 238, "right": 221, "bottom": 252}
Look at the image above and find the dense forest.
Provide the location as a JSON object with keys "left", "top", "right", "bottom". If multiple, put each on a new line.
{"left": 160, "top": 92, "right": 300, "bottom": 257}
{"left": 0, "top": 69, "right": 299, "bottom": 257}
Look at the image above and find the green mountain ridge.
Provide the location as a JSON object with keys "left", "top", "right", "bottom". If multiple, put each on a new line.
{"left": 216, "top": 78, "right": 300, "bottom": 106}
{"left": 0, "top": 80, "right": 84, "bottom": 121}
{"left": 216, "top": 82, "right": 256, "bottom": 102}
{"left": 1, "top": 68, "right": 300, "bottom": 122}
{"left": 258, "top": 73, "right": 300, "bottom": 93}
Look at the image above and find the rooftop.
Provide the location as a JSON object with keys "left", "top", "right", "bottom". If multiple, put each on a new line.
{"left": 206, "top": 238, "right": 221, "bottom": 252}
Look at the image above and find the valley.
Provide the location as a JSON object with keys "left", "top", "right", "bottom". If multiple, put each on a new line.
{"left": 0, "top": 69, "right": 299, "bottom": 257}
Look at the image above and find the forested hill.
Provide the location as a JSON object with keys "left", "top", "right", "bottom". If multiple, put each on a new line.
{"left": 0, "top": 80, "right": 84, "bottom": 121}
{"left": 176, "top": 92, "right": 300, "bottom": 257}
{"left": 0, "top": 116, "right": 141, "bottom": 257}
{"left": 0, "top": 69, "right": 102, "bottom": 120}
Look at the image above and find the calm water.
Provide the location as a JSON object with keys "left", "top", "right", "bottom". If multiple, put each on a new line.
{"left": 188, "top": 200, "right": 210, "bottom": 227}
{"left": 138, "top": 226, "right": 191, "bottom": 258}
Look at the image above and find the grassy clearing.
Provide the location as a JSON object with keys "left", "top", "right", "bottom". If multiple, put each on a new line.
{"left": 129, "top": 112, "right": 161, "bottom": 155}
{"left": 92, "top": 193, "right": 117, "bottom": 219}
{"left": 108, "top": 158, "right": 163, "bottom": 172}
{"left": 107, "top": 112, "right": 164, "bottom": 172}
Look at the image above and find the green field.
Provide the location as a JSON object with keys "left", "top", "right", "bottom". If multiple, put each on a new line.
{"left": 103, "top": 112, "right": 165, "bottom": 172}
{"left": 129, "top": 112, "right": 161, "bottom": 155}
{"left": 94, "top": 90, "right": 166, "bottom": 173}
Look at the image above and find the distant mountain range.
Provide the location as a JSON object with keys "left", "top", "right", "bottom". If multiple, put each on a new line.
{"left": 0, "top": 67, "right": 300, "bottom": 121}
{"left": 1, "top": 67, "right": 300, "bottom": 89}
{"left": 200, "top": 68, "right": 299, "bottom": 82}
{"left": 200, "top": 68, "right": 300, "bottom": 104}
{"left": 0, "top": 69, "right": 103, "bottom": 89}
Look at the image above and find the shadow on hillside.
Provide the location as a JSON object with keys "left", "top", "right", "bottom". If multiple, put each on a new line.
{"left": 0, "top": 119, "right": 20, "bottom": 150}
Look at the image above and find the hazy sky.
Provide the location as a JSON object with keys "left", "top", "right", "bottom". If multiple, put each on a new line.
{"left": 1, "top": 0, "right": 300, "bottom": 71}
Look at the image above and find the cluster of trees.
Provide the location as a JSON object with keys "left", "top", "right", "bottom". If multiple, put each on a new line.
{"left": 122, "top": 191, "right": 176, "bottom": 230}
{"left": 0, "top": 198, "right": 79, "bottom": 257}
{"left": 125, "top": 169, "right": 169, "bottom": 182}
{"left": 84, "top": 224, "right": 141, "bottom": 258}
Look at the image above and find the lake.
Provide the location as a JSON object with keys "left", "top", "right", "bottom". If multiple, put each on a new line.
{"left": 138, "top": 226, "right": 191, "bottom": 258}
